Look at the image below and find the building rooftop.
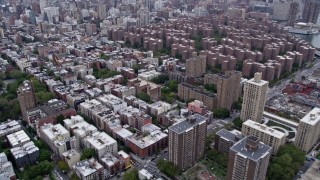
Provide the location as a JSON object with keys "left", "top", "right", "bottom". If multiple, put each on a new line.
{"left": 85, "top": 131, "right": 117, "bottom": 150}
{"left": 300, "top": 107, "right": 320, "bottom": 125}
{"left": 216, "top": 129, "right": 242, "bottom": 143}
{"left": 169, "top": 113, "right": 207, "bottom": 134}
{"left": 114, "top": 128, "right": 133, "bottom": 139}
{"left": 230, "top": 136, "right": 271, "bottom": 162}
{"left": 10, "top": 141, "right": 39, "bottom": 159}
{"left": 74, "top": 158, "right": 103, "bottom": 177}
{"left": 243, "top": 120, "right": 286, "bottom": 139}
{"left": 247, "top": 72, "right": 269, "bottom": 86}
{"left": 127, "top": 129, "right": 167, "bottom": 149}
{"left": 0, "top": 120, "right": 21, "bottom": 137}
{"left": 40, "top": 123, "right": 70, "bottom": 140}
{"left": 6, "top": 130, "right": 30, "bottom": 147}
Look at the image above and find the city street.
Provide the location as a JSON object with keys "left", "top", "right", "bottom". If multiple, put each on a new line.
{"left": 130, "top": 150, "right": 169, "bottom": 179}
{"left": 267, "top": 58, "right": 320, "bottom": 100}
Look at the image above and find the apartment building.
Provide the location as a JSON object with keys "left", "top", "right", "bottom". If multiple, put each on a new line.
{"left": 204, "top": 71, "right": 242, "bottom": 110}
{"left": 40, "top": 123, "right": 78, "bottom": 156}
{"left": 215, "top": 129, "right": 242, "bottom": 154}
{"left": 0, "top": 153, "right": 16, "bottom": 180}
{"left": 6, "top": 130, "right": 30, "bottom": 148}
{"left": 295, "top": 108, "right": 320, "bottom": 152}
{"left": 178, "top": 83, "right": 218, "bottom": 110}
{"left": 242, "top": 120, "right": 286, "bottom": 155}
{"left": 168, "top": 114, "right": 207, "bottom": 170}
{"left": 10, "top": 141, "right": 39, "bottom": 169}
{"left": 97, "top": 94, "right": 128, "bottom": 113}
{"left": 128, "top": 78, "right": 161, "bottom": 101}
{"left": 62, "top": 149, "right": 81, "bottom": 169}
{"left": 0, "top": 120, "right": 22, "bottom": 137}
{"left": 84, "top": 131, "right": 118, "bottom": 159}
{"left": 126, "top": 129, "right": 168, "bottom": 158}
{"left": 147, "top": 101, "right": 172, "bottom": 116}
{"left": 73, "top": 158, "right": 104, "bottom": 180}
{"left": 186, "top": 55, "right": 206, "bottom": 78}
{"left": 226, "top": 136, "right": 271, "bottom": 180}
{"left": 241, "top": 73, "right": 268, "bottom": 123}
{"left": 17, "top": 80, "right": 36, "bottom": 122}
{"left": 26, "top": 99, "right": 77, "bottom": 130}
{"left": 64, "top": 117, "right": 98, "bottom": 148}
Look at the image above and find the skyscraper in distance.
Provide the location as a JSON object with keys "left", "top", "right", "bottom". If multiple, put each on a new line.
{"left": 302, "top": 0, "right": 320, "bottom": 23}
{"left": 240, "top": 72, "right": 268, "bottom": 123}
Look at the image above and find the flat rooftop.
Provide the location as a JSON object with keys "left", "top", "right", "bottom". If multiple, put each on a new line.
{"left": 7, "top": 130, "right": 30, "bottom": 147}
{"left": 300, "top": 107, "right": 320, "bottom": 126}
{"left": 230, "top": 136, "right": 271, "bottom": 162}
{"left": 216, "top": 129, "right": 241, "bottom": 143}
{"left": 169, "top": 114, "right": 207, "bottom": 134}
{"left": 243, "top": 120, "right": 286, "bottom": 139}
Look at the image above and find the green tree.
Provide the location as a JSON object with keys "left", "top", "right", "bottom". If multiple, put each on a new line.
{"left": 175, "top": 53, "right": 182, "bottom": 60}
{"left": 35, "top": 91, "right": 55, "bottom": 104}
{"left": 39, "top": 149, "right": 51, "bottom": 162}
{"left": 157, "top": 158, "right": 181, "bottom": 178}
{"left": 137, "top": 92, "right": 151, "bottom": 103}
{"left": 204, "top": 84, "right": 217, "bottom": 93}
{"left": 81, "top": 148, "right": 97, "bottom": 160}
{"left": 267, "top": 144, "right": 306, "bottom": 180}
{"left": 56, "top": 114, "right": 65, "bottom": 125}
{"left": 233, "top": 117, "right": 243, "bottom": 129}
{"left": 58, "top": 160, "right": 70, "bottom": 172}
{"left": 132, "top": 64, "right": 140, "bottom": 74}
{"left": 31, "top": 78, "right": 47, "bottom": 92}
{"left": 151, "top": 74, "right": 169, "bottom": 84}
{"left": 23, "top": 161, "right": 54, "bottom": 179}
{"left": 123, "top": 168, "right": 139, "bottom": 180}
{"left": 71, "top": 173, "right": 80, "bottom": 180}
{"left": 213, "top": 108, "right": 230, "bottom": 118}
{"left": 168, "top": 80, "right": 178, "bottom": 92}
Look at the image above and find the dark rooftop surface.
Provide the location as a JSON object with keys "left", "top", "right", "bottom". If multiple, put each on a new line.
{"left": 169, "top": 114, "right": 207, "bottom": 134}
{"left": 230, "top": 136, "right": 271, "bottom": 162}
{"left": 216, "top": 129, "right": 239, "bottom": 143}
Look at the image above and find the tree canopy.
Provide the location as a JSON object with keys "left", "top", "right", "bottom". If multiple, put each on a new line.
{"left": 123, "top": 168, "right": 139, "bottom": 180}
{"left": 137, "top": 92, "right": 151, "bottom": 103}
{"left": 157, "top": 158, "right": 181, "bottom": 178}
{"left": 80, "top": 148, "right": 97, "bottom": 160}
{"left": 267, "top": 144, "right": 306, "bottom": 180}
{"left": 23, "top": 161, "right": 54, "bottom": 179}
{"left": 151, "top": 74, "right": 169, "bottom": 84}
{"left": 58, "top": 160, "right": 70, "bottom": 172}
{"left": 233, "top": 117, "right": 243, "bottom": 129}
{"left": 213, "top": 108, "right": 230, "bottom": 119}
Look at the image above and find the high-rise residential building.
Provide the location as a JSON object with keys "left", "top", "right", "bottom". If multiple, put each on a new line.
{"left": 17, "top": 80, "right": 36, "bottom": 123}
{"left": 204, "top": 71, "right": 242, "bottom": 110}
{"left": 242, "top": 120, "right": 286, "bottom": 155}
{"left": 226, "top": 136, "right": 271, "bottom": 180}
{"left": 186, "top": 55, "right": 207, "bottom": 78}
{"left": 302, "top": 0, "right": 320, "bottom": 23}
{"left": 97, "top": 4, "right": 107, "bottom": 19}
{"left": 295, "top": 108, "right": 320, "bottom": 152}
{"left": 287, "top": 2, "right": 299, "bottom": 26}
{"left": 168, "top": 113, "right": 207, "bottom": 170}
{"left": 39, "top": 0, "right": 47, "bottom": 15}
{"left": 138, "top": 6, "right": 150, "bottom": 27}
{"left": 240, "top": 73, "right": 268, "bottom": 123}
{"left": 214, "top": 129, "right": 242, "bottom": 154}
{"left": 272, "top": 2, "right": 291, "bottom": 21}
